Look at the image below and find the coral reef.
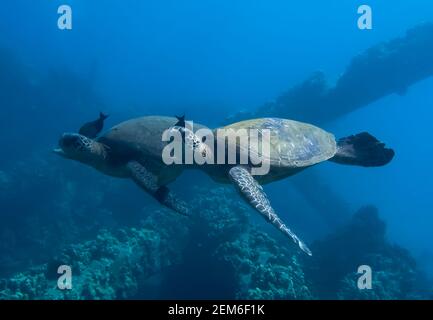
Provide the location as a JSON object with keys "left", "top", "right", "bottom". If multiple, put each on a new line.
{"left": 216, "top": 230, "right": 312, "bottom": 300}
{"left": 0, "top": 163, "right": 431, "bottom": 300}
{"left": 304, "top": 206, "right": 431, "bottom": 299}
{"left": 1, "top": 186, "right": 431, "bottom": 300}
{"left": 0, "top": 186, "right": 312, "bottom": 299}
{"left": 191, "top": 187, "right": 312, "bottom": 299}
{"left": 0, "top": 212, "right": 188, "bottom": 299}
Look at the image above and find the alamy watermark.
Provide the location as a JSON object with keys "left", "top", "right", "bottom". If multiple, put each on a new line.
{"left": 358, "top": 5, "right": 373, "bottom": 30}
{"left": 357, "top": 265, "right": 372, "bottom": 290}
{"left": 161, "top": 121, "right": 271, "bottom": 176}
{"left": 57, "top": 5, "right": 72, "bottom": 30}
{"left": 57, "top": 265, "right": 72, "bottom": 290}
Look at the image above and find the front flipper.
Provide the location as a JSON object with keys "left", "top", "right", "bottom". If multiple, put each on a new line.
{"left": 127, "top": 161, "right": 189, "bottom": 216}
{"left": 229, "top": 166, "right": 312, "bottom": 256}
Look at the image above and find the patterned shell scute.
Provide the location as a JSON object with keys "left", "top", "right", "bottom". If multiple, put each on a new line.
{"left": 223, "top": 118, "right": 337, "bottom": 168}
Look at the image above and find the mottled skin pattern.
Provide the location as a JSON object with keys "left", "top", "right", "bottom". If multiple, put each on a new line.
{"left": 175, "top": 126, "right": 211, "bottom": 158}
{"left": 127, "top": 161, "right": 188, "bottom": 215}
{"left": 229, "top": 166, "right": 312, "bottom": 255}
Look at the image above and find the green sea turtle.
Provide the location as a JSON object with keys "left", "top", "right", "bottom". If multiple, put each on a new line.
{"left": 173, "top": 117, "right": 394, "bottom": 255}
{"left": 55, "top": 115, "right": 394, "bottom": 256}
{"left": 54, "top": 116, "right": 206, "bottom": 216}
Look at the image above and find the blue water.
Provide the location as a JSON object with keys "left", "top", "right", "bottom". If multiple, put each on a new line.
{"left": 0, "top": 0, "right": 432, "bottom": 299}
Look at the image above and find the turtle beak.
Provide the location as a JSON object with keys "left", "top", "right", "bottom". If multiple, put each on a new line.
{"left": 54, "top": 133, "right": 79, "bottom": 158}
{"left": 54, "top": 133, "right": 69, "bottom": 157}
{"left": 53, "top": 148, "right": 67, "bottom": 158}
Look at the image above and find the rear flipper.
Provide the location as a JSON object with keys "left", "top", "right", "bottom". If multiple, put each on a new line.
{"left": 330, "top": 132, "right": 395, "bottom": 167}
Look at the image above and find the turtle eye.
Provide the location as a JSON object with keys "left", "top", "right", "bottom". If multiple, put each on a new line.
{"left": 61, "top": 135, "right": 79, "bottom": 148}
{"left": 74, "top": 140, "right": 84, "bottom": 150}
{"left": 60, "top": 134, "right": 85, "bottom": 151}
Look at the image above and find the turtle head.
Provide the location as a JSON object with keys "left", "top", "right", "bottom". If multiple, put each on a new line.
{"left": 169, "top": 126, "right": 214, "bottom": 161}
{"left": 54, "top": 133, "right": 108, "bottom": 165}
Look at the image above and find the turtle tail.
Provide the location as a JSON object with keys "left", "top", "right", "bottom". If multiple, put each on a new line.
{"left": 330, "top": 132, "right": 395, "bottom": 167}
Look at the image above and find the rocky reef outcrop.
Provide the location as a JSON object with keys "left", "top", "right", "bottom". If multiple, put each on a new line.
{"left": 0, "top": 212, "right": 188, "bottom": 299}
{"left": 304, "top": 206, "right": 431, "bottom": 299}
{"left": 1, "top": 183, "right": 430, "bottom": 299}
{"left": 226, "top": 23, "right": 433, "bottom": 125}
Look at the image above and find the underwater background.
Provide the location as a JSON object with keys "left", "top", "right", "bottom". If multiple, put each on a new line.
{"left": 0, "top": 0, "right": 433, "bottom": 299}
